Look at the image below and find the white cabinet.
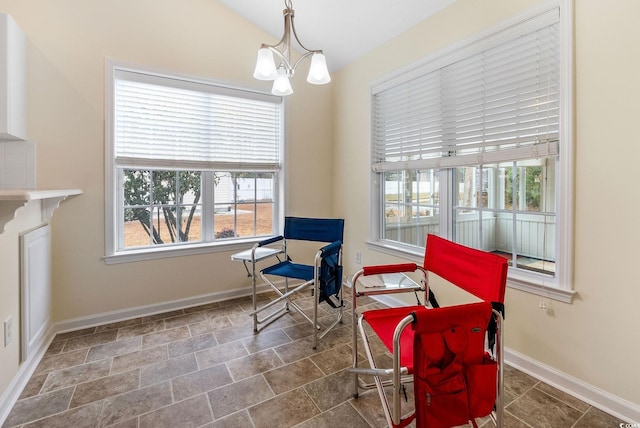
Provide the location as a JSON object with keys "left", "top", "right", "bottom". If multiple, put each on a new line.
{"left": 0, "top": 13, "right": 27, "bottom": 142}
{"left": 20, "top": 224, "right": 51, "bottom": 362}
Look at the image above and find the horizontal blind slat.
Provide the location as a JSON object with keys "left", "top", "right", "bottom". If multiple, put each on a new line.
{"left": 372, "top": 15, "right": 559, "bottom": 168}
{"left": 114, "top": 73, "right": 282, "bottom": 166}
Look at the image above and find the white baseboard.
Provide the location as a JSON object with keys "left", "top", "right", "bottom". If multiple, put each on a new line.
{"left": 0, "top": 322, "right": 55, "bottom": 426}
{"left": 505, "top": 348, "right": 640, "bottom": 424}
{"left": 55, "top": 284, "right": 266, "bottom": 333}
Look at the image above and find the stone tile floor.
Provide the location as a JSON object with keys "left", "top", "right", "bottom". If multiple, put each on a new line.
{"left": 1, "top": 292, "right": 627, "bottom": 427}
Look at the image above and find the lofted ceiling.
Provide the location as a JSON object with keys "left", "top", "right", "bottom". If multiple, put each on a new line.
{"left": 216, "top": 0, "right": 457, "bottom": 71}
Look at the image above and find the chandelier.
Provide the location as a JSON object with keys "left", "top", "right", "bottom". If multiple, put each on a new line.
{"left": 253, "top": 0, "right": 331, "bottom": 96}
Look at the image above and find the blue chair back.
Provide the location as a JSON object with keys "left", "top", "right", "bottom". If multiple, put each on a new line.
{"left": 284, "top": 217, "right": 344, "bottom": 243}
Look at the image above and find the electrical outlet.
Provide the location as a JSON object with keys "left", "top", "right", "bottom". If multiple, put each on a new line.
{"left": 4, "top": 316, "right": 13, "bottom": 347}
{"left": 355, "top": 251, "right": 361, "bottom": 264}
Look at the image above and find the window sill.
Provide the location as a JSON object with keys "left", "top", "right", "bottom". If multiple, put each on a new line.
{"left": 507, "top": 271, "right": 575, "bottom": 303}
{"left": 366, "top": 239, "right": 575, "bottom": 304}
{"left": 104, "top": 237, "right": 273, "bottom": 265}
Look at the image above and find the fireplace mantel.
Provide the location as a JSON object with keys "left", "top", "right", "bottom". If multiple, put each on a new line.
{"left": 0, "top": 189, "right": 82, "bottom": 233}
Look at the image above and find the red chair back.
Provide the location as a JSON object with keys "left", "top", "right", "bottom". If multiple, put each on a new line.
{"left": 423, "top": 234, "right": 507, "bottom": 305}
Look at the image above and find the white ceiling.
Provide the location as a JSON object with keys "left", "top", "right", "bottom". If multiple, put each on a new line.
{"left": 217, "top": 0, "right": 457, "bottom": 71}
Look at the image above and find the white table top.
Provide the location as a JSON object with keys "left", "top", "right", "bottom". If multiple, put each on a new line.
{"left": 231, "top": 246, "right": 282, "bottom": 262}
{"left": 350, "top": 272, "right": 421, "bottom": 290}
{"left": 362, "top": 272, "right": 418, "bottom": 288}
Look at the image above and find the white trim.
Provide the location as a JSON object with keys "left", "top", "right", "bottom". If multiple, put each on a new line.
{"left": 0, "top": 322, "right": 54, "bottom": 427}
{"left": 508, "top": 271, "right": 575, "bottom": 303}
{"left": 505, "top": 348, "right": 640, "bottom": 424}
{"left": 366, "top": 239, "right": 425, "bottom": 262}
{"left": 556, "top": 0, "right": 575, "bottom": 292}
{"left": 104, "top": 59, "right": 117, "bottom": 258}
{"left": 103, "top": 236, "right": 275, "bottom": 265}
{"left": 55, "top": 284, "right": 271, "bottom": 333}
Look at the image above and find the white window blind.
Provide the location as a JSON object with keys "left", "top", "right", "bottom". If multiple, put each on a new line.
{"left": 372, "top": 8, "right": 560, "bottom": 172}
{"left": 114, "top": 69, "right": 282, "bottom": 171}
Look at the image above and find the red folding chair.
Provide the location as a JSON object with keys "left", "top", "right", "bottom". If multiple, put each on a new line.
{"left": 350, "top": 234, "right": 508, "bottom": 428}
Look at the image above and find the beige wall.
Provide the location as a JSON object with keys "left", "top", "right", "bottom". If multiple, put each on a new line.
{"left": 334, "top": 0, "right": 640, "bottom": 408}
{"left": 0, "top": 0, "right": 333, "bottom": 396}
{"left": 1, "top": 0, "right": 639, "bottom": 414}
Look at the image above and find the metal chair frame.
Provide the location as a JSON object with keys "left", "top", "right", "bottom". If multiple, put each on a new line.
{"left": 350, "top": 234, "right": 507, "bottom": 428}
{"left": 250, "top": 217, "right": 344, "bottom": 349}
{"left": 350, "top": 263, "right": 427, "bottom": 391}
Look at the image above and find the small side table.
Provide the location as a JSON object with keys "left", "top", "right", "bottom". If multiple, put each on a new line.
{"left": 348, "top": 271, "right": 424, "bottom": 298}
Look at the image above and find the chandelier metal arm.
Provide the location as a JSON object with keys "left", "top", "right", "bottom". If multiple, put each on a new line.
{"left": 263, "top": 46, "right": 318, "bottom": 77}
{"left": 287, "top": 9, "right": 321, "bottom": 55}
{"left": 290, "top": 50, "right": 318, "bottom": 74}
{"left": 260, "top": 5, "right": 322, "bottom": 76}
{"left": 261, "top": 45, "right": 294, "bottom": 75}
{"left": 253, "top": 0, "right": 330, "bottom": 95}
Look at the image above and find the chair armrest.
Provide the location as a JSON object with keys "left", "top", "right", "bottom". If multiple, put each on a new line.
{"left": 256, "top": 235, "right": 284, "bottom": 247}
{"left": 243, "top": 236, "right": 284, "bottom": 263}
{"left": 363, "top": 263, "right": 418, "bottom": 276}
{"left": 351, "top": 263, "right": 426, "bottom": 301}
{"left": 319, "top": 240, "right": 342, "bottom": 256}
{"left": 314, "top": 240, "right": 342, "bottom": 265}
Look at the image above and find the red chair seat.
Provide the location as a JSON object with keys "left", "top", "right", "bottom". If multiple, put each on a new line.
{"left": 362, "top": 305, "right": 428, "bottom": 373}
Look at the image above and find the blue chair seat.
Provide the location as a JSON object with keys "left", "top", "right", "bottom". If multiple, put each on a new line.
{"left": 262, "top": 261, "right": 314, "bottom": 281}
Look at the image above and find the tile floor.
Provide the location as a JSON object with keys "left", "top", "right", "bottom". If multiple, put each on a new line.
{"left": 2, "top": 292, "right": 627, "bottom": 428}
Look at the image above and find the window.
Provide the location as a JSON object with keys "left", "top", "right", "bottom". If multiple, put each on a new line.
{"left": 105, "top": 64, "right": 284, "bottom": 263}
{"left": 370, "top": 2, "right": 574, "bottom": 300}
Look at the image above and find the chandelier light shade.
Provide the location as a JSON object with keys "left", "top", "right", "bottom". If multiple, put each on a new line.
{"left": 253, "top": 0, "right": 331, "bottom": 96}
{"left": 272, "top": 67, "right": 294, "bottom": 96}
{"left": 307, "top": 53, "right": 331, "bottom": 84}
{"left": 253, "top": 48, "right": 278, "bottom": 80}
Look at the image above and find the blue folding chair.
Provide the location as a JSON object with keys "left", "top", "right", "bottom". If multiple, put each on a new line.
{"left": 252, "top": 217, "right": 345, "bottom": 348}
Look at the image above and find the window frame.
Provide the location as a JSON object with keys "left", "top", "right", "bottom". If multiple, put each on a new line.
{"left": 104, "top": 60, "right": 285, "bottom": 264}
{"left": 367, "top": 0, "right": 575, "bottom": 302}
